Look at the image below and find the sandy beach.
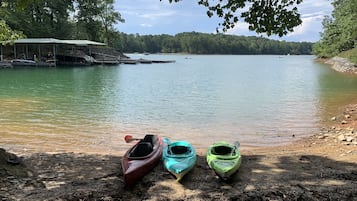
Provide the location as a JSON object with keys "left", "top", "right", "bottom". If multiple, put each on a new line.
{"left": 1, "top": 103, "right": 357, "bottom": 201}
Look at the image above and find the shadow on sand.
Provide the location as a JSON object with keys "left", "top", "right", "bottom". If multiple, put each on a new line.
{"left": 1, "top": 151, "right": 356, "bottom": 200}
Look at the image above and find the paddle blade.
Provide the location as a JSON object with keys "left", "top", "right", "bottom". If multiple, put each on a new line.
{"left": 163, "top": 138, "right": 171, "bottom": 145}
{"left": 124, "top": 135, "right": 134, "bottom": 143}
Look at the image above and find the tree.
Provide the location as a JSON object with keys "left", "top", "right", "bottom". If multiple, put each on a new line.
{"left": 76, "top": 0, "right": 105, "bottom": 41}
{"left": 114, "top": 32, "right": 312, "bottom": 55}
{"left": 164, "top": 0, "right": 303, "bottom": 36}
{"left": 0, "top": 2, "right": 25, "bottom": 43}
{"left": 75, "top": 0, "right": 124, "bottom": 43}
{"left": 0, "top": 20, "right": 25, "bottom": 44}
{"left": 0, "top": 0, "right": 124, "bottom": 43}
{"left": 0, "top": 0, "right": 75, "bottom": 39}
{"left": 97, "top": 0, "right": 125, "bottom": 45}
{"left": 313, "top": 0, "right": 357, "bottom": 57}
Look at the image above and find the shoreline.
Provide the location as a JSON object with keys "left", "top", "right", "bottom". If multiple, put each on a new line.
{"left": 316, "top": 56, "right": 357, "bottom": 74}
{"left": 1, "top": 104, "right": 356, "bottom": 200}
{"left": 1, "top": 57, "right": 356, "bottom": 200}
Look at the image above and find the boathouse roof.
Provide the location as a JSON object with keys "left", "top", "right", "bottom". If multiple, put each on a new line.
{"left": 3, "top": 38, "right": 106, "bottom": 46}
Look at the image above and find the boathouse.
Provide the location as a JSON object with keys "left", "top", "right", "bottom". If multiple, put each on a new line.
{"left": 0, "top": 38, "right": 123, "bottom": 67}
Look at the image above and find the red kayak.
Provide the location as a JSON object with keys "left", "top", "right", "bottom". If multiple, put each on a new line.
{"left": 121, "top": 134, "right": 163, "bottom": 187}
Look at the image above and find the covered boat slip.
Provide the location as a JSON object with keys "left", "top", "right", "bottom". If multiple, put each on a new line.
{"left": 0, "top": 38, "right": 175, "bottom": 68}
{"left": 0, "top": 38, "right": 122, "bottom": 67}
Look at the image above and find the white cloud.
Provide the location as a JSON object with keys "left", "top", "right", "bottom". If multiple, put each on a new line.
{"left": 226, "top": 21, "right": 254, "bottom": 36}
{"left": 288, "top": 15, "right": 323, "bottom": 36}
{"left": 139, "top": 11, "right": 177, "bottom": 20}
{"left": 140, "top": 24, "right": 153, "bottom": 28}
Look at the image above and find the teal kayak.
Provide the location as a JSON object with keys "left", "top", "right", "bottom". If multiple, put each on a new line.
{"left": 206, "top": 141, "right": 241, "bottom": 180}
{"left": 162, "top": 138, "right": 197, "bottom": 181}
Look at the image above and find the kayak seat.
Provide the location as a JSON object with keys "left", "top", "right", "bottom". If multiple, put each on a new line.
{"left": 171, "top": 146, "right": 188, "bottom": 155}
{"left": 130, "top": 142, "right": 153, "bottom": 157}
{"left": 143, "top": 134, "right": 157, "bottom": 147}
{"left": 212, "top": 146, "right": 232, "bottom": 155}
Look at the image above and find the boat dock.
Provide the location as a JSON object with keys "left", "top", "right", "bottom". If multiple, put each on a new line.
{"left": 0, "top": 38, "right": 175, "bottom": 68}
{"left": 119, "top": 58, "right": 175, "bottom": 65}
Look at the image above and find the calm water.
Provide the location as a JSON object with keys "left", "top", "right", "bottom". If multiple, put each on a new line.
{"left": 1, "top": 54, "right": 357, "bottom": 155}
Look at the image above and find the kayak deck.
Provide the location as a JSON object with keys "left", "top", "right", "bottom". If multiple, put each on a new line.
{"left": 162, "top": 139, "right": 197, "bottom": 181}
{"left": 206, "top": 141, "right": 241, "bottom": 180}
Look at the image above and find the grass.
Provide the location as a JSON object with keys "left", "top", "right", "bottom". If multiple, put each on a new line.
{"left": 338, "top": 47, "right": 357, "bottom": 64}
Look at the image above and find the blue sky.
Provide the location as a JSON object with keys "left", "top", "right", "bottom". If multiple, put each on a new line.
{"left": 114, "top": 0, "right": 333, "bottom": 42}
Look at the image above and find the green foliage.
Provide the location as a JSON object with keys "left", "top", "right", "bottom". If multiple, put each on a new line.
{"left": 0, "top": 0, "right": 75, "bottom": 38}
{"left": 339, "top": 47, "right": 357, "bottom": 64}
{"left": 113, "top": 32, "right": 313, "bottom": 55}
{"left": 165, "top": 0, "right": 303, "bottom": 36}
{"left": 313, "top": 0, "right": 357, "bottom": 58}
{"left": 76, "top": 0, "right": 124, "bottom": 44}
{"left": 0, "top": 0, "right": 124, "bottom": 43}
{"left": 0, "top": 20, "right": 25, "bottom": 44}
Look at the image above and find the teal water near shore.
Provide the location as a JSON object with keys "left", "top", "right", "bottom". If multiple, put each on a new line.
{"left": 1, "top": 54, "right": 357, "bottom": 154}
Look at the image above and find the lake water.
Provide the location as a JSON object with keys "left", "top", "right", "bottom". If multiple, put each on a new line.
{"left": 1, "top": 54, "right": 357, "bottom": 155}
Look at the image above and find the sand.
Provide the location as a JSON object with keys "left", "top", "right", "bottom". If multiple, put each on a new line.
{"left": 1, "top": 104, "right": 356, "bottom": 201}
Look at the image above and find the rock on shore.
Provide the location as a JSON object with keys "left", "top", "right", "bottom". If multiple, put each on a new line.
{"left": 324, "top": 56, "right": 357, "bottom": 74}
{"left": 318, "top": 104, "right": 357, "bottom": 146}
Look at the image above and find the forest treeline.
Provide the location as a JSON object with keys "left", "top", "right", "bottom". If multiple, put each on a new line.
{"left": 1, "top": 0, "right": 355, "bottom": 57}
{"left": 114, "top": 32, "right": 313, "bottom": 55}
{"left": 0, "top": 0, "right": 123, "bottom": 45}
{"left": 0, "top": 0, "right": 312, "bottom": 55}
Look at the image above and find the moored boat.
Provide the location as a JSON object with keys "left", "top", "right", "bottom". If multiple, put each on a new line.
{"left": 162, "top": 138, "right": 196, "bottom": 181}
{"left": 206, "top": 141, "right": 241, "bottom": 180}
{"left": 121, "top": 134, "right": 163, "bottom": 187}
{"left": 11, "top": 59, "right": 37, "bottom": 67}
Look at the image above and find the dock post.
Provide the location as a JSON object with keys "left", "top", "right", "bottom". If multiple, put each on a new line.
{"left": 53, "top": 44, "right": 57, "bottom": 67}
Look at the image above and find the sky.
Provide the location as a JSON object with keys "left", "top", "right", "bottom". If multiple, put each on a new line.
{"left": 114, "top": 0, "right": 334, "bottom": 42}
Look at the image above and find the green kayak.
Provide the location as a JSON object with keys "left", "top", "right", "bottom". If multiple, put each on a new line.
{"left": 206, "top": 141, "right": 241, "bottom": 180}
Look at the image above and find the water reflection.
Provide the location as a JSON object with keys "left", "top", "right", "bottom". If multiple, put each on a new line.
{"left": 316, "top": 62, "right": 357, "bottom": 123}
{"left": 1, "top": 55, "right": 357, "bottom": 154}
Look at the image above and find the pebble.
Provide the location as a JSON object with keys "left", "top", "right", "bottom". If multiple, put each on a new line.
{"left": 220, "top": 185, "right": 232, "bottom": 190}
{"left": 244, "top": 184, "right": 256, "bottom": 191}
{"left": 346, "top": 137, "right": 354, "bottom": 142}
{"left": 337, "top": 134, "right": 346, "bottom": 141}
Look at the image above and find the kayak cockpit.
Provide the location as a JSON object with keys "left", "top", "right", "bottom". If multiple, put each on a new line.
{"left": 170, "top": 146, "right": 189, "bottom": 155}
{"left": 211, "top": 146, "right": 233, "bottom": 155}
{"left": 128, "top": 134, "right": 159, "bottom": 158}
{"left": 129, "top": 142, "right": 153, "bottom": 157}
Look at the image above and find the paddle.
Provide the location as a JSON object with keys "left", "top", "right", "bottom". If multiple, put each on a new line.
{"left": 163, "top": 138, "right": 171, "bottom": 145}
{"left": 233, "top": 141, "right": 240, "bottom": 149}
{"left": 124, "top": 135, "right": 141, "bottom": 143}
{"left": 231, "top": 141, "right": 240, "bottom": 156}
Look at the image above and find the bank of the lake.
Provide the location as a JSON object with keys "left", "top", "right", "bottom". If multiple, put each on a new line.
{"left": 1, "top": 103, "right": 356, "bottom": 200}
{"left": 316, "top": 56, "right": 357, "bottom": 74}
{"left": 1, "top": 55, "right": 357, "bottom": 200}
